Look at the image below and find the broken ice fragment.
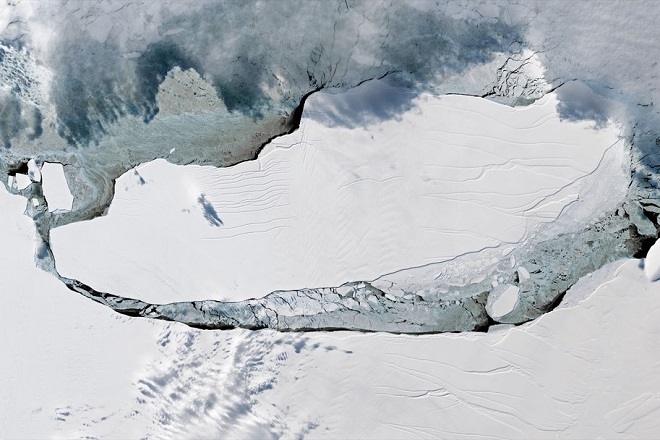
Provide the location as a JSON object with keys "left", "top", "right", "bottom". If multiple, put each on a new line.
{"left": 41, "top": 163, "right": 74, "bottom": 212}
{"left": 487, "top": 284, "right": 519, "bottom": 320}
{"left": 14, "top": 174, "right": 31, "bottom": 190}
{"left": 517, "top": 266, "right": 530, "bottom": 281}
{"left": 27, "top": 159, "right": 41, "bottom": 182}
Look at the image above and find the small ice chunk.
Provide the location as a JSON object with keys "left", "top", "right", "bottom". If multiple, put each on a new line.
{"left": 487, "top": 284, "right": 520, "bottom": 319}
{"left": 323, "top": 302, "right": 340, "bottom": 312}
{"left": 517, "top": 266, "right": 530, "bottom": 281}
{"left": 487, "top": 323, "right": 514, "bottom": 334}
{"left": 644, "top": 239, "right": 660, "bottom": 281}
{"left": 169, "top": 148, "right": 176, "bottom": 154}
{"left": 41, "top": 163, "right": 74, "bottom": 212}
{"left": 14, "top": 174, "right": 31, "bottom": 190}
{"left": 7, "top": 175, "right": 14, "bottom": 187}
{"left": 31, "top": 198, "right": 39, "bottom": 207}
{"left": 27, "top": 159, "right": 41, "bottom": 182}
{"left": 336, "top": 285, "right": 353, "bottom": 296}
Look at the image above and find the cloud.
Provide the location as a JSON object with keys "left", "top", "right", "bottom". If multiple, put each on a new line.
{"left": 555, "top": 81, "right": 614, "bottom": 128}
{"left": 38, "top": 0, "right": 523, "bottom": 145}
{"left": 306, "top": 79, "right": 417, "bottom": 128}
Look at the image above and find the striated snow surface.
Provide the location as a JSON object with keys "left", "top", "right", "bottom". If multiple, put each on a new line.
{"left": 2, "top": 182, "right": 660, "bottom": 438}
{"left": 50, "top": 81, "right": 622, "bottom": 303}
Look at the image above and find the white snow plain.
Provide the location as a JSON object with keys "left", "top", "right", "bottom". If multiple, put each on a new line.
{"left": 50, "top": 81, "right": 623, "bottom": 303}
{"left": 2, "top": 182, "right": 660, "bottom": 438}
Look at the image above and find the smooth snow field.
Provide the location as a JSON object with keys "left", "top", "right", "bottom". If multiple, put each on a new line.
{"left": 50, "top": 81, "right": 622, "bottom": 303}
{"left": 2, "top": 183, "right": 660, "bottom": 438}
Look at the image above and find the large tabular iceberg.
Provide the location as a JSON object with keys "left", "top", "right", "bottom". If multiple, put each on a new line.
{"left": 2, "top": 0, "right": 660, "bottom": 436}
{"left": 48, "top": 81, "right": 631, "bottom": 333}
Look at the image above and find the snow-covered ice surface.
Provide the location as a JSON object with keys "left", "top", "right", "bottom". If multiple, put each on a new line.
{"left": 3, "top": 184, "right": 660, "bottom": 438}
{"left": 3, "top": 0, "right": 660, "bottom": 436}
{"left": 50, "top": 83, "right": 621, "bottom": 303}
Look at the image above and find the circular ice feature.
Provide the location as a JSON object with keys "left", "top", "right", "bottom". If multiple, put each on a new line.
{"left": 644, "top": 239, "right": 660, "bottom": 282}
{"left": 487, "top": 284, "right": 520, "bottom": 320}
